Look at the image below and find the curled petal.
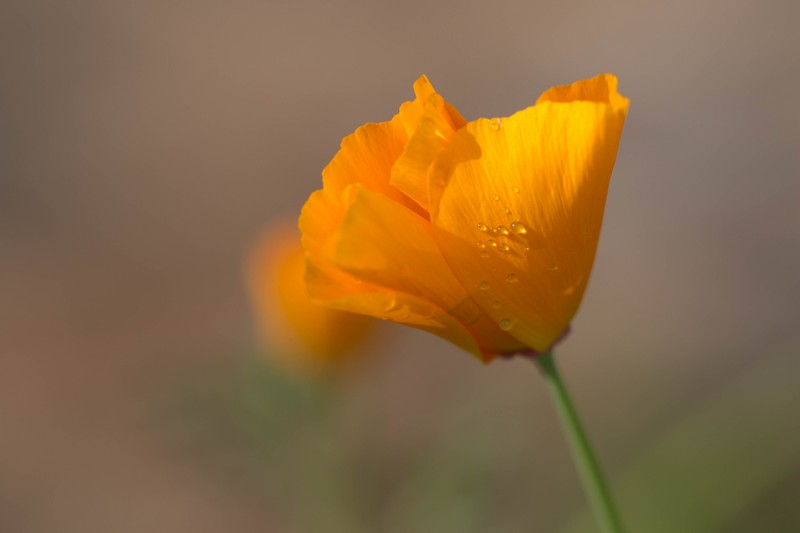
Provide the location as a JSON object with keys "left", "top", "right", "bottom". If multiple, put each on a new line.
{"left": 391, "top": 76, "right": 466, "bottom": 211}
{"left": 322, "top": 120, "right": 425, "bottom": 217}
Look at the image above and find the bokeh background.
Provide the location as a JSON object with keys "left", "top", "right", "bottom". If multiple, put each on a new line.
{"left": 2, "top": 0, "right": 799, "bottom": 531}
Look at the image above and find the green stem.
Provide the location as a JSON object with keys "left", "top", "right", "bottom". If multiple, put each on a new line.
{"left": 535, "top": 351, "right": 624, "bottom": 533}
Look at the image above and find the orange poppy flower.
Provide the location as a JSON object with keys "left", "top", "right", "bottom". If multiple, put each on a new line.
{"left": 299, "top": 74, "right": 628, "bottom": 362}
{"left": 246, "top": 223, "right": 373, "bottom": 373}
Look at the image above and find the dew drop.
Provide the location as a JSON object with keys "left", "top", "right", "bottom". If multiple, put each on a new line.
{"left": 498, "top": 318, "right": 514, "bottom": 331}
{"left": 480, "top": 250, "right": 489, "bottom": 258}
{"left": 476, "top": 241, "right": 486, "bottom": 249}
{"left": 512, "top": 187, "right": 520, "bottom": 194}
{"left": 495, "top": 225, "right": 509, "bottom": 236}
{"left": 504, "top": 207, "right": 512, "bottom": 215}
{"left": 510, "top": 221, "right": 527, "bottom": 235}
{"left": 489, "top": 118, "right": 503, "bottom": 131}
{"left": 479, "top": 281, "right": 491, "bottom": 291}
{"left": 492, "top": 300, "right": 502, "bottom": 309}
{"left": 492, "top": 194, "right": 500, "bottom": 202}
{"left": 546, "top": 262, "right": 559, "bottom": 271}
{"left": 487, "top": 239, "right": 498, "bottom": 248}
{"left": 498, "top": 243, "right": 510, "bottom": 252}
{"left": 505, "top": 273, "right": 519, "bottom": 283}
{"left": 476, "top": 222, "right": 489, "bottom": 232}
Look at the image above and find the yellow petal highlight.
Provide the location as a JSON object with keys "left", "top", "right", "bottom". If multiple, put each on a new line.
{"left": 536, "top": 72, "right": 629, "bottom": 112}
{"left": 429, "top": 74, "right": 628, "bottom": 352}
{"left": 246, "top": 223, "right": 372, "bottom": 373}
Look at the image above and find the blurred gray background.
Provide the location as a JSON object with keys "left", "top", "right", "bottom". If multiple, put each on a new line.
{"left": 2, "top": 0, "right": 799, "bottom": 531}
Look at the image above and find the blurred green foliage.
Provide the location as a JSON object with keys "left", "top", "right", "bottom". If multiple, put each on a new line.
{"left": 159, "top": 343, "right": 800, "bottom": 532}
{"left": 567, "top": 343, "right": 800, "bottom": 533}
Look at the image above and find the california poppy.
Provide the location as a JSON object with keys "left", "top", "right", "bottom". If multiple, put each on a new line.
{"left": 246, "top": 223, "right": 373, "bottom": 373}
{"left": 300, "top": 74, "right": 628, "bottom": 362}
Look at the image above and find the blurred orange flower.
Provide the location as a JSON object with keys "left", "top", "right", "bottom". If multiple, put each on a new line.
{"left": 300, "top": 75, "right": 628, "bottom": 362}
{"left": 246, "top": 223, "right": 373, "bottom": 373}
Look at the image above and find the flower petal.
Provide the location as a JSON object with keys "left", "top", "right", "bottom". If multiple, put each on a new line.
{"left": 300, "top": 188, "right": 487, "bottom": 359}
{"left": 395, "top": 76, "right": 466, "bottom": 137}
{"left": 390, "top": 76, "right": 466, "bottom": 211}
{"left": 429, "top": 74, "right": 629, "bottom": 352}
{"left": 335, "top": 184, "right": 466, "bottom": 312}
{"left": 305, "top": 272, "right": 485, "bottom": 358}
{"left": 322, "top": 120, "right": 425, "bottom": 217}
{"left": 300, "top": 192, "right": 482, "bottom": 355}
{"left": 536, "top": 72, "right": 629, "bottom": 112}
{"left": 331, "top": 184, "right": 525, "bottom": 360}
{"left": 246, "top": 225, "right": 371, "bottom": 367}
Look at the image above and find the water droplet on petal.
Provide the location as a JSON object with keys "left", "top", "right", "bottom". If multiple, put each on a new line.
{"left": 504, "top": 207, "right": 512, "bottom": 215}
{"left": 489, "top": 118, "right": 503, "bottom": 131}
{"left": 487, "top": 239, "right": 497, "bottom": 248}
{"left": 510, "top": 221, "right": 527, "bottom": 235}
{"left": 476, "top": 241, "right": 486, "bottom": 249}
{"left": 492, "top": 194, "right": 500, "bottom": 202}
{"left": 476, "top": 222, "right": 489, "bottom": 232}
{"left": 480, "top": 250, "right": 489, "bottom": 258}
{"left": 498, "top": 243, "right": 510, "bottom": 252}
{"left": 546, "top": 262, "right": 559, "bottom": 271}
{"left": 512, "top": 187, "right": 520, "bottom": 194}
{"left": 505, "top": 273, "right": 519, "bottom": 283}
{"left": 479, "top": 281, "right": 491, "bottom": 291}
{"left": 498, "top": 318, "right": 513, "bottom": 331}
{"left": 492, "top": 300, "right": 502, "bottom": 309}
{"left": 495, "top": 225, "right": 509, "bottom": 236}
